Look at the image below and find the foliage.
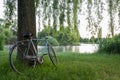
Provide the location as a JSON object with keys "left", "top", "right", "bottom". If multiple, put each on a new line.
{"left": 4, "top": 0, "right": 17, "bottom": 31}
{"left": 0, "top": 24, "right": 15, "bottom": 44}
{"left": 108, "top": 0, "right": 114, "bottom": 37}
{"left": 99, "top": 34, "right": 120, "bottom": 54}
{"left": 0, "top": 34, "right": 5, "bottom": 50}
{"left": 38, "top": 32, "right": 59, "bottom": 46}
{"left": 35, "top": 0, "right": 40, "bottom": 9}
{"left": 47, "top": 36, "right": 59, "bottom": 46}
{"left": 73, "top": 0, "right": 79, "bottom": 28}
{"left": 0, "top": 26, "right": 4, "bottom": 32}
{"left": 4, "top": 0, "right": 120, "bottom": 41}
{"left": 80, "top": 37, "right": 101, "bottom": 44}
{"left": 4, "top": 0, "right": 16, "bottom": 20}
{"left": 4, "top": 29, "right": 13, "bottom": 44}
{"left": 38, "top": 25, "right": 80, "bottom": 45}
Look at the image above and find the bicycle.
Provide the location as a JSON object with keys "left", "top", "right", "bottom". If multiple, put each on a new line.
{"left": 9, "top": 32, "right": 57, "bottom": 74}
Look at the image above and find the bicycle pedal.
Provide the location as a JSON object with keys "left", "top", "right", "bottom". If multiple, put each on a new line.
{"left": 38, "top": 58, "right": 44, "bottom": 64}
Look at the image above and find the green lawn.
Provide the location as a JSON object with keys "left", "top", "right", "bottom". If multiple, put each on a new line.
{"left": 0, "top": 50, "right": 120, "bottom": 80}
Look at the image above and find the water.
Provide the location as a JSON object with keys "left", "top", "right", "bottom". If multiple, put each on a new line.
{"left": 38, "top": 43, "right": 99, "bottom": 54}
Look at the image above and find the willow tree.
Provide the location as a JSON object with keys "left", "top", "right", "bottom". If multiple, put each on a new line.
{"left": 67, "top": 0, "right": 72, "bottom": 27}
{"left": 119, "top": 8, "right": 120, "bottom": 29}
{"left": 108, "top": 0, "right": 114, "bottom": 37}
{"left": 87, "top": 0, "right": 93, "bottom": 38}
{"left": 59, "top": 0, "right": 65, "bottom": 27}
{"left": 18, "top": 0, "right": 36, "bottom": 59}
{"left": 108, "top": 0, "right": 120, "bottom": 37}
{"left": 73, "top": 0, "right": 79, "bottom": 28}
{"left": 46, "top": 0, "right": 52, "bottom": 27}
{"left": 115, "top": 0, "right": 120, "bottom": 30}
{"left": 72, "top": 0, "right": 81, "bottom": 42}
{"left": 52, "top": 0, "right": 59, "bottom": 37}
{"left": 42, "top": 0, "right": 48, "bottom": 27}
{"left": 4, "top": 0, "right": 16, "bottom": 29}
{"left": 94, "top": 0, "right": 103, "bottom": 39}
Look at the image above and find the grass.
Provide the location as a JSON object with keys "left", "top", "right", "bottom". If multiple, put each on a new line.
{"left": 0, "top": 49, "right": 120, "bottom": 80}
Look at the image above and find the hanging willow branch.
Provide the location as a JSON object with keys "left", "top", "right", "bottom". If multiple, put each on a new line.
{"left": 4, "top": 0, "right": 16, "bottom": 20}
{"left": 87, "top": 0, "right": 92, "bottom": 29}
{"left": 52, "top": 0, "right": 59, "bottom": 29}
{"left": 35, "top": 0, "right": 40, "bottom": 9}
{"left": 72, "top": 0, "right": 81, "bottom": 41}
{"left": 109, "top": 0, "right": 114, "bottom": 37}
{"left": 67, "top": 0, "right": 71, "bottom": 27}
{"left": 59, "top": 0, "right": 65, "bottom": 26}
{"left": 4, "top": 0, "right": 40, "bottom": 20}
{"left": 4, "top": 0, "right": 43, "bottom": 29}
{"left": 4, "top": 0, "right": 16, "bottom": 29}
{"left": 72, "top": 0, "right": 79, "bottom": 27}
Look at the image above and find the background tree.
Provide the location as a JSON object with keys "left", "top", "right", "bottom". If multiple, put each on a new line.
{"left": 4, "top": 0, "right": 120, "bottom": 44}
{"left": 108, "top": 0, "right": 114, "bottom": 37}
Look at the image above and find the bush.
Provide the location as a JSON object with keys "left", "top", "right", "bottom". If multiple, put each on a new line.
{"left": 4, "top": 29, "right": 13, "bottom": 44}
{"left": 38, "top": 34, "right": 59, "bottom": 46}
{"left": 38, "top": 25, "right": 80, "bottom": 45}
{"left": 47, "top": 36, "right": 59, "bottom": 46}
{"left": 0, "top": 25, "right": 14, "bottom": 44}
{"left": 0, "top": 34, "right": 5, "bottom": 50}
{"left": 58, "top": 26, "right": 80, "bottom": 45}
{"left": 99, "top": 34, "right": 120, "bottom": 54}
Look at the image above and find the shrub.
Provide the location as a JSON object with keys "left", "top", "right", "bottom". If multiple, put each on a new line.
{"left": 38, "top": 25, "right": 80, "bottom": 45}
{"left": 38, "top": 35, "right": 59, "bottom": 46}
{"left": 0, "top": 34, "right": 5, "bottom": 50}
{"left": 0, "top": 26, "right": 14, "bottom": 44}
{"left": 99, "top": 34, "right": 120, "bottom": 54}
{"left": 4, "top": 29, "right": 13, "bottom": 44}
{"left": 47, "top": 36, "right": 59, "bottom": 46}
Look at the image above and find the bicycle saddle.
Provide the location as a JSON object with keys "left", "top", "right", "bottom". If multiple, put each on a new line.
{"left": 23, "top": 32, "right": 32, "bottom": 38}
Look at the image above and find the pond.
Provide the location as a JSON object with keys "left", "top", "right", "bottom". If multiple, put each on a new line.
{"left": 38, "top": 43, "right": 99, "bottom": 54}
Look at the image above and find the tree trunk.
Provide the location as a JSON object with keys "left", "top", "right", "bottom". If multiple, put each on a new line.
{"left": 18, "top": 0, "right": 36, "bottom": 59}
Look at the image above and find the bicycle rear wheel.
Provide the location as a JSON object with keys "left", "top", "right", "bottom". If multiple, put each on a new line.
{"left": 47, "top": 43, "right": 57, "bottom": 66}
{"left": 9, "top": 41, "right": 36, "bottom": 74}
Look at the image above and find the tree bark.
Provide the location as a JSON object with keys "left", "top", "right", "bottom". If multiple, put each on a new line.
{"left": 18, "top": 0, "right": 36, "bottom": 59}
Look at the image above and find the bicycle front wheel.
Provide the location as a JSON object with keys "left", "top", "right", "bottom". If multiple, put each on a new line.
{"left": 47, "top": 43, "right": 57, "bottom": 66}
{"left": 9, "top": 41, "right": 34, "bottom": 74}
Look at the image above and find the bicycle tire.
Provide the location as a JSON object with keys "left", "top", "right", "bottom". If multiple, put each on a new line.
{"left": 47, "top": 43, "right": 57, "bottom": 66}
{"left": 9, "top": 41, "right": 36, "bottom": 74}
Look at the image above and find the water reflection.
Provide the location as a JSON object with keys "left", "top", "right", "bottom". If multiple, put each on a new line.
{"left": 38, "top": 43, "right": 99, "bottom": 54}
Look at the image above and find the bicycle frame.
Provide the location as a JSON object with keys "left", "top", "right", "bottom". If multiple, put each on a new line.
{"left": 21, "top": 38, "right": 48, "bottom": 59}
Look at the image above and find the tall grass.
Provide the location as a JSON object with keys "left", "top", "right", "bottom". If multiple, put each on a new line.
{"left": 0, "top": 50, "right": 120, "bottom": 80}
